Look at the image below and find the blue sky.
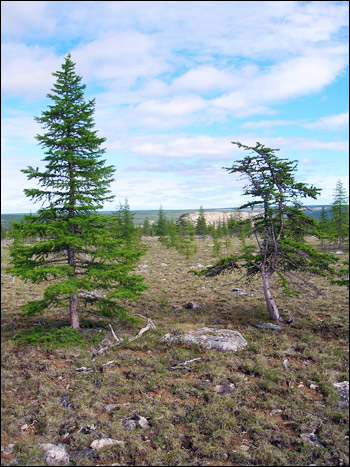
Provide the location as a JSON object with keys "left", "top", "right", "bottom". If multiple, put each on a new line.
{"left": 1, "top": 1, "right": 349, "bottom": 213}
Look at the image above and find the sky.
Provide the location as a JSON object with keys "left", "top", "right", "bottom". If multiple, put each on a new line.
{"left": 1, "top": 1, "right": 349, "bottom": 213}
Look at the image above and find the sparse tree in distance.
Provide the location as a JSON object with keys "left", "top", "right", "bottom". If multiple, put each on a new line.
{"left": 196, "top": 142, "right": 337, "bottom": 322}
{"left": 195, "top": 206, "right": 207, "bottom": 237}
{"left": 8, "top": 55, "right": 146, "bottom": 329}
{"left": 156, "top": 205, "right": 168, "bottom": 236}
{"left": 330, "top": 180, "right": 349, "bottom": 250}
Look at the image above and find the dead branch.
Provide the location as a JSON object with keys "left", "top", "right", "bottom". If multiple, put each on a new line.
{"left": 169, "top": 357, "right": 202, "bottom": 371}
{"left": 128, "top": 315, "right": 157, "bottom": 342}
{"left": 90, "top": 315, "right": 156, "bottom": 361}
{"left": 109, "top": 324, "right": 122, "bottom": 343}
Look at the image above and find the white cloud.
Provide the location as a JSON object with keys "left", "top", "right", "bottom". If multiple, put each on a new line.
{"left": 1, "top": 43, "right": 61, "bottom": 98}
{"left": 304, "top": 112, "right": 349, "bottom": 131}
{"left": 1, "top": 1, "right": 55, "bottom": 38}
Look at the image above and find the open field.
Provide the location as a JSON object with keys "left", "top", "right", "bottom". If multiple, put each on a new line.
{"left": 1, "top": 237, "right": 349, "bottom": 466}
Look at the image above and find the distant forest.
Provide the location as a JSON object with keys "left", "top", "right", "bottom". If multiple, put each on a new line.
{"left": 1, "top": 206, "right": 331, "bottom": 231}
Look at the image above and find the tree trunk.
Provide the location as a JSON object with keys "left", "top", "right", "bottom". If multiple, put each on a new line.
{"left": 70, "top": 292, "right": 80, "bottom": 329}
{"left": 261, "top": 268, "right": 281, "bottom": 322}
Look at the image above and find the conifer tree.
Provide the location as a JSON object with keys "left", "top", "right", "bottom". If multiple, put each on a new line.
{"left": 196, "top": 142, "right": 337, "bottom": 322}
{"left": 330, "top": 180, "right": 349, "bottom": 250}
{"left": 195, "top": 206, "right": 207, "bottom": 237}
{"left": 8, "top": 55, "right": 146, "bottom": 329}
{"left": 156, "top": 205, "right": 168, "bottom": 236}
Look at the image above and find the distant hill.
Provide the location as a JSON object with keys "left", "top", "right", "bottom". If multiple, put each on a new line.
{"left": 1, "top": 206, "right": 332, "bottom": 231}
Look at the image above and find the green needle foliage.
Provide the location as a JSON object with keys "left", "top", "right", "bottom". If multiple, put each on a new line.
{"left": 195, "top": 142, "right": 337, "bottom": 322}
{"left": 331, "top": 180, "right": 349, "bottom": 250}
{"left": 8, "top": 55, "right": 146, "bottom": 329}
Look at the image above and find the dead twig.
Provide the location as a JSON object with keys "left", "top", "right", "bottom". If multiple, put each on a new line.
{"left": 169, "top": 357, "right": 202, "bottom": 371}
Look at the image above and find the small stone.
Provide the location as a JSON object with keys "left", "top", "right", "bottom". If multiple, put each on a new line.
{"left": 240, "top": 444, "right": 250, "bottom": 451}
{"left": 1, "top": 444, "right": 15, "bottom": 454}
{"left": 282, "top": 359, "right": 289, "bottom": 371}
{"left": 44, "top": 445, "right": 70, "bottom": 466}
{"left": 300, "top": 433, "right": 323, "bottom": 448}
{"left": 310, "top": 384, "right": 318, "bottom": 390}
{"left": 90, "top": 438, "right": 125, "bottom": 451}
{"left": 270, "top": 409, "right": 283, "bottom": 415}
{"left": 60, "top": 395, "right": 72, "bottom": 408}
{"left": 184, "top": 302, "right": 201, "bottom": 310}
{"left": 332, "top": 381, "right": 349, "bottom": 410}
{"left": 215, "top": 383, "right": 236, "bottom": 394}
{"left": 137, "top": 415, "right": 150, "bottom": 429}
{"left": 123, "top": 419, "right": 137, "bottom": 431}
{"left": 231, "top": 288, "right": 248, "bottom": 296}
{"left": 104, "top": 404, "right": 120, "bottom": 413}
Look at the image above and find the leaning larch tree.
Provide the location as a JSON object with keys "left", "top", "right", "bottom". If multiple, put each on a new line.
{"left": 198, "top": 142, "right": 337, "bottom": 322}
{"left": 9, "top": 55, "right": 146, "bottom": 329}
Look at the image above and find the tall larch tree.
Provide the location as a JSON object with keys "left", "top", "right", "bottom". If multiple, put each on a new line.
{"left": 8, "top": 55, "right": 146, "bottom": 329}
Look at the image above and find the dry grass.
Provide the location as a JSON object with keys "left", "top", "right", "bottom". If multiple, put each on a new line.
{"left": 1, "top": 237, "right": 349, "bottom": 466}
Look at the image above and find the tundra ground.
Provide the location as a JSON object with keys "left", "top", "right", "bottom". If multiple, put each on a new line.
{"left": 1, "top": 237, "right": 349, "bottom": 466}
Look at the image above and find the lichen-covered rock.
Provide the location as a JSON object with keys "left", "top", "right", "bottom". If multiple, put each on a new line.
{"left": 44, "top": 445, "right": 70, "bottom": 466}
{"left": 161, "top": 327, "right": 248, "bottom": 352}
{"left": 333, "top": 381, "right": 349, "bottom": 410}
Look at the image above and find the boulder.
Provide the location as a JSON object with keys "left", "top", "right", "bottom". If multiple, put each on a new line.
{"left": 161, "top": 327, "right": 248, "bottom": 352}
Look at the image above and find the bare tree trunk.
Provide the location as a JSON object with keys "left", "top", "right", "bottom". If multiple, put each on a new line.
{"left": 261, "top": 268, "right": 281, "bottom": 322}
{"left": 68, "top": 243, "right": 79, "bottom": 329}
{"left": 70, "top": 292, "right": 80, "bottom": 329}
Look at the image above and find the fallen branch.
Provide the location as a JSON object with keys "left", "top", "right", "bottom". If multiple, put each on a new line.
{"left": 90, "top": 315, "right": 156, "bottom": 361}
{"left": 128, "top": 315, "right": 156, "bottom": 342}
{"left": 169, "top": 357, "right": 202, "bottom": 371}
{"left": 109, "top": 324, "right": 122, "bottom": 343}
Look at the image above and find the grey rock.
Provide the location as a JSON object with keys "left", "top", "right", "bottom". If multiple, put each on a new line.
{"left": 215, "top": 383, "right": 236, "bottom": 394}
{"left": 44, "top": 445, "right": 70, "bottom": 466}
{"left": 123, "top": 419, "right": 137, "bottom": 431}
{"left": 184, "top": 302, "right": 201, "bottom": 310}
{"left": 60, "top": 395, "right": 72, "bottom": 409}
{"left": 161, "top": 327, "right": 248, "bottom": 352}
{"left": 231, "top": 288, "right": 253, "bottom": 296}
{"left": 124, "top": 414, "right": 150, "bottom": 430}
{"left": 40, "top": 443, "right": 57, "bottom": 452}
{"left": 1, "top": 444, "right": 15, "bottom": 454}
{"left": 300, "top": 433, "right": 323, "bottom": 448}
{"left": 70, "top": 449, "right": 97, "bottom": 460}
{"left": 137, "top": 415, "right": 150, "bottom": 429}
{"left": 270, "top": 409, "right": 283, "bottom": 415}
{"left": 282, "top": 359, "right": 289, "bottom": 371}
{"left": 251, "top": 322, "right": 283, "bottom": 331}
{"left": 240, "top": 444, "right": 250, "bottom": 451}
{"left": 104, "top": 404, "right": 120, "bottom": 413}
{"left": 90, "top": 438, "right": 125, "bottom": 450}
{"left": 332, "top": 381, "right": 349, "bottom": 410}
